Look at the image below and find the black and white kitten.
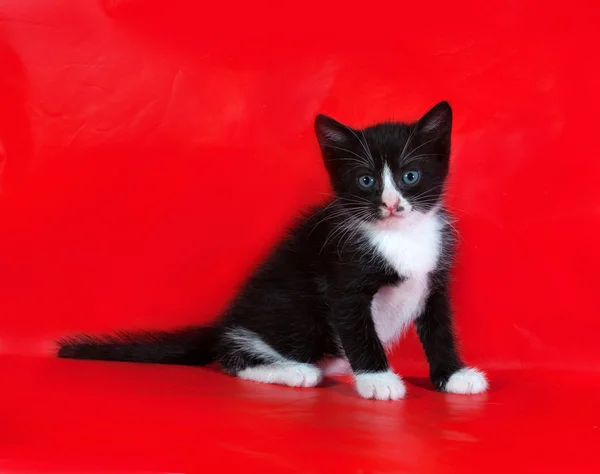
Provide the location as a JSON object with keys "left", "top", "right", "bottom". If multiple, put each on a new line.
{"left": 58, "top": 101, "right": 488, "bottom": 400}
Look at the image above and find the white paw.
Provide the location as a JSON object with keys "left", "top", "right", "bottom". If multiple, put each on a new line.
{"left": 444, "top": 367, "right": 489, "bottom": 394}
{"left": 237, "top": 363, "right": 323, "bottom": 388}
{"left": 282, "top": 364, "right": 323, "bottom": 387}
{"left": 355, "top": 371, "right": 406, "bottom": 400}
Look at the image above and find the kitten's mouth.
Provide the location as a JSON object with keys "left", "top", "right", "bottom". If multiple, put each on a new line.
{"left": 380, "top": 210, "right": 408, "bottom": 220}
{"left": 373, "top": 201, "right": 413, "bottom": 225}
{"left": 374, "top": 211, "right": 409, "bottom": 228}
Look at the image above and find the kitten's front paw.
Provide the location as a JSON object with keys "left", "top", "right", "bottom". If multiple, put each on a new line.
{"left": 444, "top": 367, "right": 488, "bottom": 394}
{"left": 355, "top": 371, "right": 406, "bottom": 400}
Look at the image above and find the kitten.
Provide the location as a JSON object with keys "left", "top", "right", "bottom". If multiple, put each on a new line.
{"left": 58, "top": 101, "right": 488, "bottom": 400}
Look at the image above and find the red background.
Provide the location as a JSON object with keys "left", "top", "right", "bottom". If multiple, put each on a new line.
{"left": 1, "top": 1, "right": 599, "bottom": 473}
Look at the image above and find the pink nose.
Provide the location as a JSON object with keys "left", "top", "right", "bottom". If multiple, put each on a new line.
{"left": 385, "top": 199, "right": 401, "bottom": 211}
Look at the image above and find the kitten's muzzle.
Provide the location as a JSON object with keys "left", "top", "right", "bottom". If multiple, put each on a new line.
{"left": 381, "top": 209, "right": 407, "bottom": 220}
{"left": 381, "top": 201, "right": 406, "bottom": 219}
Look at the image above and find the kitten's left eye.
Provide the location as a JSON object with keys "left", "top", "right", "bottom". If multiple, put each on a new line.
{"left": 358, "top": 175, "right": 376, "bottom": 189}
{"left": 402, "top": 171, "right": 420, "bottom": 186}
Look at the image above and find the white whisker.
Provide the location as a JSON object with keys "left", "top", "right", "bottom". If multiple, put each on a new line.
{"left": 401, "top": 138, "right": 439, "bottom": 164}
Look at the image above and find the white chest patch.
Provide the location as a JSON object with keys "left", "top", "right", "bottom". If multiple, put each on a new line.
{"left": 366, "top": 213, "right": 444, "bottom": 348}
{"left": 319, "top": 212, "right": 445, "bottom": 376}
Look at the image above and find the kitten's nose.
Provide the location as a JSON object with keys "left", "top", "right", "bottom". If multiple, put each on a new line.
{"left": 385, "top": 199, "right": 404, "bottom": 213}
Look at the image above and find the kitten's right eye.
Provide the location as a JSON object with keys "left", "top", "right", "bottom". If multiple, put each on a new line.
{"left": 358, "top": 175, "right": 376, "bottom": 189}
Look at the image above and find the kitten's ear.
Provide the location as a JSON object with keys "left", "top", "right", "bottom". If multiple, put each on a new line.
{"left": 415, "top": 101, "right": 452, "bottom": 156}
{"left": 417, "top": 101, "right": 453, "bottom": 138}
{"left": 314, "top": 114, "right": 353, "bottom": 150}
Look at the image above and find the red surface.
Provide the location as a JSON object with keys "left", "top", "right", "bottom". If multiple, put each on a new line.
{"left": 2, "top": 357, "right": 600, "bottom": 474}
{"left": 1, "top": 0, "right": 600, "bottom": 472}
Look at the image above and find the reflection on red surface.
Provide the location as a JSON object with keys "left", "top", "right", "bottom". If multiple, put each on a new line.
{"left": 1, "top": 357, "right": 600, "bottom": 473}
{"left": 0, "top": 0, "right": 599, "bottom": 472}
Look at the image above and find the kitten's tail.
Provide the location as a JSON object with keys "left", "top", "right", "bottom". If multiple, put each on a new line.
{"left": 57, "top": 325, "right": 220, "bottom": 366}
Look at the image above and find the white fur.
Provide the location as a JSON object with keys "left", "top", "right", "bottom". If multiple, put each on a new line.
{"left": 370, "top": 274, "right": 430, "bottom": 347}
{"left": 237, "top": 362, "right": 323, "bottom": 388}
{"left": 444, "top": 367, "right": 489, "bottom": 394}
{"left": 366, "top": 211, "right": 444, "bottom": 347}
{"left": 225, "top": 328, "right": 323, "bottom": 388}
{"left": 355, "top": 371, "right": 406, "bottom": 400}
{"left": 365, "top": 211, "right": 443, "bottom": 277}
{"left": 381, "top": 165, "right": 403, "bottom": 209}
{"left": 225, "top": 327, "right": 286, "bottom": 363}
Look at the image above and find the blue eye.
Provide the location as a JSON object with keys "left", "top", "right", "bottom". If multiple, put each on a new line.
{"left": 402, "top": 170, "right": 420, "bottom": 185}
{"left": 358, "top": 175, "right": 376, "bottom": 189}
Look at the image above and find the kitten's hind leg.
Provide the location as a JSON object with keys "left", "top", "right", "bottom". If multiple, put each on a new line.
{"left": 218, "top": 327, "right": 323, "bottom": 388}
{"left": 237, "top": 362, "right": 323, "bottom": 388}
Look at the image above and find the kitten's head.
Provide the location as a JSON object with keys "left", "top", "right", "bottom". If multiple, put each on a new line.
{"left": 315, "top": 101, "right": 452, "bottom": 230}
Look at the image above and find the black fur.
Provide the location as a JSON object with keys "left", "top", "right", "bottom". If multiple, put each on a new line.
{"left": 58, "top": 101, "right": 468, "bottom": 391}
{"left": 58, "top": 326, "right": 219, "bottom": 365}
